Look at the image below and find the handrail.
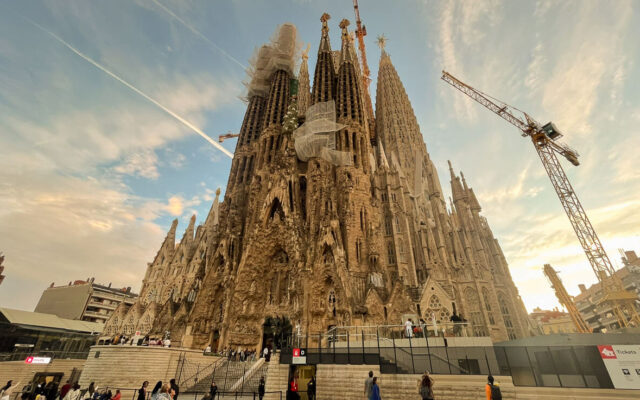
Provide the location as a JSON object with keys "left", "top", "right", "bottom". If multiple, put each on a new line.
{"left": 178, "top": 356, "right": 227, "bottom": 390}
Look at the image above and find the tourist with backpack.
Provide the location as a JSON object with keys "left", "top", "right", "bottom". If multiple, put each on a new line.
{"left": 419, "top": 371, "right": 434, "bottom": 400}
{"left": 485, "top": 375, "right": 502, "bottom": 400}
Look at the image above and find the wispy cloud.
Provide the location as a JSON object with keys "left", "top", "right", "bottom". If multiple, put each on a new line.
{"left": 26, "top": 17, "right": 234, "bottom": 158}
{"left": 114, "top": 150, "right": 160, "bottom": 180}
{"left": 149, "top": 0, "right": 246, "bottom": 70}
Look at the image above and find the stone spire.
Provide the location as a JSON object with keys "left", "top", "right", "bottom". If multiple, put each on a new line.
{"left": 263, "top": 69, "right": 290, "bottom": 129}
{"left": 311, "top": 13, "right": 336, "bottom": 104}
{"left": 204, "top": 188, "right": 221, "bottom": 228}
{"left": 162, "top": 219, "right": 178, "bottom": 251}
{"left": 448, "top": 160, "right": 466, "bottom": 203}
{"left": 336, "top": 19, "right": 364, "bottom": 125}
{"left": 297, "top": 44, "right": 311, "bottom": 115}
{"left": 375, "top": 42, "right": 426, "bottom": 186}
{"left": 238, "top": 95, "right": 266, "bottom": 147}
{"left": 461, "top": 172, "right": 481, "bottom": 212}
{"left": 179, "top": 214, "right": 197, "bottom": 246}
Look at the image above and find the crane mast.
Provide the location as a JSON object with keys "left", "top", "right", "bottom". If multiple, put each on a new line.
{"left": 441, "top": 71, "right": 640, "bottom": 329}
{"left": 543, "top": 264, "right": 591, "bottom": 333}
{"left": 352, "top": 0, "right": 375, "bottom": 142}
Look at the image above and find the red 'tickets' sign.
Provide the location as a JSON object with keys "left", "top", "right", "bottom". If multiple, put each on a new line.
{"left": 25, "top": 356, "right": 34, "bottom": 364}
{"left": 293, "top": 348, "right": 301, "bottom": 357}
{"left": 598, "top": 345, "right": 617, "bottom": 359}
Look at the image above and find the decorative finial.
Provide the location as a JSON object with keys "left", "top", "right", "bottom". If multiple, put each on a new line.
{"left": 302, "top": 43, "right": 310, "bottom": 60}
{"left": 215, "top": 187, "right": 221, "bottom": 196}
{"left": 339, "top": 18, "right": 350, "bottom": 30}
{"left": 377, "top": 34, "right": 387, "bottom": 50}
{"left": 321, "top": 13, "right": 331, "bottom": 36}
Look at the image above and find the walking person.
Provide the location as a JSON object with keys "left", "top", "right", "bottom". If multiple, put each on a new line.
{"left": 287, "top": 376, "right": 298, "bottom": 400}
{"left": 1, "top": 380, "right": 20, "bottom": 400}
{"left": 209, "top": 381, "right": 218, "bottom": 399}
{"left": 59, "top": 381, "right": 72, "bottom": 400}
{"left": 419, "top": 372, "right": 434, "bottom": 400}
{"left": 257, "top": 377, "right": 265, "bottom": 400}
{"left": 364, "top": 371, "right": 374, "bottom": 400}
{"left": 169, "top": 380, "right": 179, "bottom": 400}
{"left": 307, "top": 376, "right": 316, "bottom": 400}
{"left": 137, "top": 382, "right": 148, "bottom": 400}
{"left": 64, "top": 384, "right": 82, "bottom": 400}
{"left": 83, "top": 382, "right": 96, "bottom": 400}
{"left": 150, "top": 382, "right": 162, "bottom": 400}
{"left": 405, "top": 318, "right": 414, "bottom": 338}
{"left": 485, "top": 375, "right": 502, "bottom": 400}
{"left": 156, "top": 385, "right": 171, "bottom": 400}
{"left": 369, "top": 377, "right": 381, "bottom": 400}
{"left": 111, "top": 391, "right": 121, "bottom": 400}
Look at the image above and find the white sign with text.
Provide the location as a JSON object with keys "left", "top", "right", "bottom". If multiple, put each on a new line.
{"left": 598, "top": 345, "right": 640, "bottom": 389}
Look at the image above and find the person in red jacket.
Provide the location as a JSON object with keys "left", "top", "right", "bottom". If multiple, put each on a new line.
{"left": 60, "top": 381, "right": 72, "bottom": 399}
{"left": 287, "top": 376, "right": 299, "bottom": 400}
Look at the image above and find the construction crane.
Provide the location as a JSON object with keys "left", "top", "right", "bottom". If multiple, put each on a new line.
{"left": 441, "top": 71, "right": 640, "bottom": 329}
{"left": 218, "top": 132, "right": 239, "bottom": 143}
{"left": 352, "top": 0, "right": 376, "bottom": 142}
{"left": 543, "top": 264, "right": 591, "bottom": 333}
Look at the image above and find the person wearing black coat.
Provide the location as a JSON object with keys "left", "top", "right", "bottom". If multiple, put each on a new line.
{"left": 137, "top": 381, "right": 148, "bottom": 400}
{"left": 307, "top": 376, "right": 316, "bottom": 400}
{"left": 209, "top": 381, "right": 217, "bottom": 400}
{"left": 169, "top": 380, "right": 179, "bottom": 400}
{"left": 257, "top": 377, "right": 265, "bottom": 400}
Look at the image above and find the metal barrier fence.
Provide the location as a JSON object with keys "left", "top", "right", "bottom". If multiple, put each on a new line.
{"left": 278, "top": 327, "right": 616, "bottom": 389}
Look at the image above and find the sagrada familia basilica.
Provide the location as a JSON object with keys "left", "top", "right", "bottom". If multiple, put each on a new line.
{"left": 104, "top": 14, "right": 532, "bottom": 349}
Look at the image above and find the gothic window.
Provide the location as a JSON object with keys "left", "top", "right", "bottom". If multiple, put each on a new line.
{"left": 360, "top": 209, "right": 364, "bottom": 231}
{"left": 498, "top": 294, "right": 517, "bottom": 340}
{"left": 424, "top": 295, "right": 450, "bottom": 323}
{"left": 395, "top": 215, "right": 402, "bottom": 232}
{"left": 482, "top": 287, "right": 496, "bottom": 325}
{"left": 398, "top": 239, "right": 405, "bottom": 263}
{"left": 268, "top": 197, "right": 285, "bottom": 221}
{"left": 464, "top": 287, "right": 488, "bottom": 336}
{"left": 288, "top": 180, "right": 294, "bottom": 211}
{"left": 355, "top": 239, "right": 362, "bottom": 263}
{"left": 387, "top": 242, "right": 396, "bottom": 265}
{"left": 384, "top": 215, "right": 393, "bottom": 236}
{"left": 391, "top": 193, "right": 397, "bottom": 202}
{"left": 299, "top": 177, "right": 307, "bottom": 220}
{"left": 322, "top": 245, "right": 334, "bottom": 264}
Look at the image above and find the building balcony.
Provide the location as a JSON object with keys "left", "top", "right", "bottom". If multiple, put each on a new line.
{"left": 82, "top": 310, "right": 110, "bottom": 319}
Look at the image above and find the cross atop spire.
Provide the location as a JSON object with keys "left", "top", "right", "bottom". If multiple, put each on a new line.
{"left": 377, "top": 34, "right": 387, "bottom": 50}
{"left": 302, "top": 43, "right": 310, "bottom": 60}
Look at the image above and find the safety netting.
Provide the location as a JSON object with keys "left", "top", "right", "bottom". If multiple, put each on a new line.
{"left": 243, "top": 24, "right": 301, "bottom": 100}
{"left": 293, "top": 100, "right": 353, "bottom": 166}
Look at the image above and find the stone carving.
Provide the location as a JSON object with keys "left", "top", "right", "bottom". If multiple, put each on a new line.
{"left": 104, "top": 16, "right": 531, "bottom": 348}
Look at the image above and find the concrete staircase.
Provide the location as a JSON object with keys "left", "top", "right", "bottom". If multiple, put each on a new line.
{"left": 263, "top": 354, "right": 288, "bottom": 400}
{"left": 316, "top": 364, "right": 381, "bottom": 400}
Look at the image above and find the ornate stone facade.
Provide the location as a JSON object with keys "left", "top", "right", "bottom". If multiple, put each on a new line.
{"left": 104, "top": 15, "right": 532, "bottom": 348}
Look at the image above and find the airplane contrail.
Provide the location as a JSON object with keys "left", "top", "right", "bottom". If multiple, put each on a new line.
{"left": 150, "top": 0, "right": 247, "bottom": 70}
{"left": 27, "top": 18, "right": 234, "bottom": 159}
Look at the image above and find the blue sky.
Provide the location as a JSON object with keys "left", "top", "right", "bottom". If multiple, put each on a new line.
{"left": 0, "top": 0, "right": 638, "bottom": 313}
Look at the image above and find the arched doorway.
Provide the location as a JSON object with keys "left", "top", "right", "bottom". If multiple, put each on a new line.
{"left": 262, "top": 316, "right": 293, "bottom": 352}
